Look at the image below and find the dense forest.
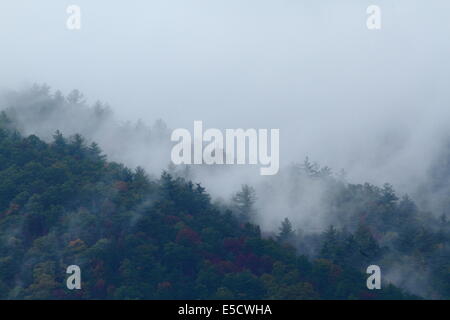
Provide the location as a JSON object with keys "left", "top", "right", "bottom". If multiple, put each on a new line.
{"left": 0, "top": 86, "right": 449, "bottom": 299}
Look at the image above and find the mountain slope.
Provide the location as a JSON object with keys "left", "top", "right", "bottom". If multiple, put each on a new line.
{"left": 0, "top": 118, "right": 415, "bottom": 299}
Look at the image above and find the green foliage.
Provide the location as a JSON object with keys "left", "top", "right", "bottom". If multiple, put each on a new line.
{"left": 277, "top": 218, "right": 295, "bottom": 244}
{"left": 0, "top": 117, "right": 435, "bottom": 300}
{"left": 232, "top": 185, "right": 257, "bottom": 223}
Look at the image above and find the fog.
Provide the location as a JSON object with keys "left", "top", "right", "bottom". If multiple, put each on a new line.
{"left": 3, "top": 2, "right": 450, "bottom": 299}
{"left": 2, "top": 0, "right": 450, "bottom": 217}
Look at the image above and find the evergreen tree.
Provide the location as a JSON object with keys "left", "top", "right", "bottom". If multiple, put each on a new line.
{"left": 66, "top": 89, "right": 85, "bottom": 105}
{"left": 232, "top": 184, "right": 257, "bottom": 223}
{"left": 277, "top": 218, "right": 295, "bottom": 243}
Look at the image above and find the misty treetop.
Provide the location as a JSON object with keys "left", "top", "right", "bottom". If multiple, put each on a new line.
{"left": 0, "top": 86, "right": 449, "bottom": 299}
{"left": 0, "top": 112, "right": 423, "bottom": 300}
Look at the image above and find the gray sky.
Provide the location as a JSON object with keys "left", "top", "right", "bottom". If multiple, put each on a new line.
{"left": 1, "top": 0, "right": 450, "bottom": 190}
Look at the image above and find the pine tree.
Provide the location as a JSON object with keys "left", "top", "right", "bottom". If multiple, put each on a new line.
{"left": 302, "top": 157, "right": 319, "bottom": 177}
{"left": 277, "top": 218, "right": 295, "bottom": 243}
{"left": 67, "top": 89, "right": 85, "bottom": 105}
{"left": 232, "top": 185, "right": 257, "bottom": 223}
{"left": 320, "top": 225, "right": 340, "bottom": 261}
{"left": 52, "top": 130, "right": 66, "bottom": 153}
{"left": 88, "top": 142, "right": 106, "bottom": 161}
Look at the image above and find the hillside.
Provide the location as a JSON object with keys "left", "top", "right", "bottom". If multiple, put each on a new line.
{"left": 0, "top": 115, "right": 418, "bottom": 299}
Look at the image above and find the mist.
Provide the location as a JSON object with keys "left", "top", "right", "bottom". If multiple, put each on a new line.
{"left": 2, "top": 1, "right": 450, "bottom": 299}
{"left": 1, "top": 0, "right": 450, "bottom": 191}
{"left": 1, "top": 0, "right": 450, "bottom": 214}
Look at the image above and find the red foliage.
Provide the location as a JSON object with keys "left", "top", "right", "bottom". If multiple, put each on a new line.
{"left": 114, "top": 181, "right": 128, "bottom": 192}
{"left": 176, "top": 227, "right": 201, "bottom": 245}
{"left": 223, "top": 237, "right": 245, "bottom": 254}
{"left": 360, "top": 291, "right": 377, "bottom": 299}
{"left": 235, "top": 253, "right": 262, "bottom": 273}
{"left": 95, "top": 279, "right": 106, "bottom": 290}
{"left": 68, "top": 238, "right": 84, "bottom": 248}
{"left": 4, "top": 203, "right": 20, "bottom": 216}
{"left": 211, "top": 259, "right": 240, "bottom": 274}
{"left": 158, "top": 281, "right": 172, "bottom": 289}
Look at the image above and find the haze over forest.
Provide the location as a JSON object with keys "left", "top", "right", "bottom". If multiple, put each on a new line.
{"left": 1, "top": 1, "right": 450, "bottom": 300}
{"left": 2, "top": 0, "right": 450, "bottom": 220}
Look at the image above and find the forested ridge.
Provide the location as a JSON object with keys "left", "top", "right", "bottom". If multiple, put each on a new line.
{"left": 0, "top": 85, "right": 449, "bottom": 300}
{"left": 0, "top": 112, "right": 424, "bottom": 300}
